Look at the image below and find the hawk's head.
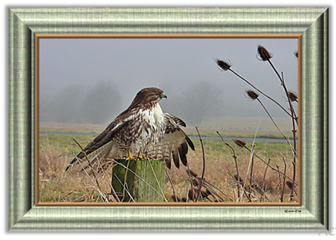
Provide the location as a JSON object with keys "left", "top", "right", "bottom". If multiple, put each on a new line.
{"left": 129, "top": 87, "right": 167, "bottom": 109}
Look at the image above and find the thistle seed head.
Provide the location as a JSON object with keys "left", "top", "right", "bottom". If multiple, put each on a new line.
{"left": 192, "top": 178, "right": 199, "bottom": 186}
{"left": 234, "top": 174, "right": 244, "bottom": 184}
{"left": 257, "top": 45, "right": 272, "bottom": 61}
{"left": 286, "top": 181, "right": 293, "bottom": 189}
{"left": 201, "top": 190, "right": 210, "bottom": 198}
{"left": 188, "top": 169, "right": 198, "bottom": 177}
{"left": 216, "top": 59, "right": 231, "bottom": 71}
{"left": 188, "top": 189, "right": 197, "bottom": 201}
{"left": 288, "top": 91, "right": 298, "bottom": 102}
{"left": 246, "top": 90, "right": 259, "bottom": 100}
{"left": 171, "top": 194, "right": 181, "bottom": 202}
{"left": 205, "top": 188, "right": 212, "bottom": 196}
{"left": 233, "top": 138, "right": 246, "bottom": 148}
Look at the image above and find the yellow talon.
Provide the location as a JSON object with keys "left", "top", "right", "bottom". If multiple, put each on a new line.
{"left": 137, "top": 151, "right": 149, "bottom": 160}
{"left": 126, "top": 150, "right": 136, "bottom": 160}
{"left": 126, "top": 150, "right": 148, "bottom": 160}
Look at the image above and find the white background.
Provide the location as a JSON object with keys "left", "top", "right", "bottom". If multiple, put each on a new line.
{"left": 1, "top": 0, "right": 334, "bottom": 239}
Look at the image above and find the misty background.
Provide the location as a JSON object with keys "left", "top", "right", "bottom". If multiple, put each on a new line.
{"left": 39, "top": 38, "right": 298, "bottom": 128}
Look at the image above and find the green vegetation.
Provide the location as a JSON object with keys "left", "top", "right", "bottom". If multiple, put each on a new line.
{"left": 39, "top": 132, "right": 295, "bottom": 202}
{"left": 39, "top": 132, "right": 293, "bottom": 166}
{"left": 39, "top": 133, "right": 93, "bottom": 154}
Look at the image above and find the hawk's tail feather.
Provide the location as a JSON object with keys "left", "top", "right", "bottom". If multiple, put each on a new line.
{"left": 165, "top": 159, "right": 171, "bottom": 169}
{"left": 145, "top": 127, "right": 195, "bottom": 169}
{"left": 172, "top": 150, "right": 180, "bottom": 169}
{"left": 178, "top": 141, "right": 188, "bottom": 167}
{"left": 185, "top": 135, "right": 195, "bottom": 151}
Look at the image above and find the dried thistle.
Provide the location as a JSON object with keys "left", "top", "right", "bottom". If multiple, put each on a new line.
{"left": 192, "top": 178, "right": 199, "bottom": 186}
{"left": 246, "top": 90, "right": 259, "bottom": 100}
{"left": 216, "top": 59, "right": 231, "bottom": 71}
{"left": 188, "top": 169, "right": 198, "bottom": 177}
{"left": 171, "top": 194, "right": 180, "bottom": 202}
{"left": 205, "top": 188, "right": 212, "bottom": 196}
{"left": 201, "top": 190, "right": 210, "bottom": 198}
{"left": 286, "top": 181, "right": 293, "bottom": 190}
{"left": 233, "top": 138, "right": 246, "bottom": 148}
{"left": 251, "top": 184, "right": 264, "bottom": 195}
{"left": 288, "top": 91, "right": 298, "bottom": 102}
{"left": 257, "top": 45, "right": 272, "bottom": 61}
{"left": 234, "top": 174, "right": 244, "bottom": 184}
{"left": 188, "top": 189, "right": 197, "bottom": 202}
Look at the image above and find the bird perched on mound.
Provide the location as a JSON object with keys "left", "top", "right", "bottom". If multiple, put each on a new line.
{"left": 66, "top": 87, "right": 194, "bottom": 173}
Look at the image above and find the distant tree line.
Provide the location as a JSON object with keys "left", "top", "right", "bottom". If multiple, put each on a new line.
{"left": 40, "top": 81, "right": 122, "bottom": 125}
{"left": 40, "top": 81, "right": 226, "bottom": 126}
{"left": 161, "top": 82, "right": 226, "bottom": 125}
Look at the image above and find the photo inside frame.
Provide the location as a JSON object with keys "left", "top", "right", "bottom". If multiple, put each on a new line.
{"left": 37, "top": 36, "right": 299, "bottom": 205}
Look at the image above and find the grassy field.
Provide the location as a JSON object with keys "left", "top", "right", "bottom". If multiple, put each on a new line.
{"left": 40, "top": 116, "right": 294, "bottom": 138}
{"left": 38, "top": 121, "right": 298, "bottom": 203}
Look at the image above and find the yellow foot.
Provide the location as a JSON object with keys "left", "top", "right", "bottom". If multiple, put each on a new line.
{"left": 137, "top": 151, "right": 149, "bottom": 160}
{"left": 126, "top": 150, "right": 136, "bottom": 160}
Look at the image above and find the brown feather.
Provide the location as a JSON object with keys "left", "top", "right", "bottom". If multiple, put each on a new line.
{"left": 165, "top": 159, "right": 171, "bottom": 169}
{"left": 172, "top": 150, "right": 180, "bottom": 169}
{"left": 178, "top": 142, "right": 188, "bottom": 166}
{"left": 66, "top": 87, "right": 194, "bottom": 173}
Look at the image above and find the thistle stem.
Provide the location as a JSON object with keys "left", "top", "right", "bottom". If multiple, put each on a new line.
{"left": 281, "top": 157, "right": 287, "bottom": 202}
{"left": 195, "top": 127, "right": 206, "bottom": 202}
{"left": 256, "top": 98, "right": 296, "bottom": 156}
{"left": 267, "top": 60, "right": 298, "bottom": 123}
{"left": 249, "top": 145, "right": 255, "bottom": 202}
{"left": 260, "top": 158, "right": 271, "bottom": 202}
{"left": 243, "top": 145, "right": 297, "bottom": 186}
{"left": 267, "top": 61, "right": 298, "bottom": 198}
{"left": 228, "top": 68, "right": 293, "bottom": 118}
{"left": 217, "top": 131, "right": 241, "bottom": 200}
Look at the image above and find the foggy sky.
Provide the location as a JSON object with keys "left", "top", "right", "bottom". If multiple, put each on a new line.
{"left": 39, "top": 38, "right": 298, "bottom": 125}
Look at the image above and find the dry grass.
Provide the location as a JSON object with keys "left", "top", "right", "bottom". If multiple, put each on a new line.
{"left": 39, "top": 139, "right": 112, "bottom": 202}
{"left": 39, "top": 45, "right": 299, "bottom": 203}
{"left": 165, "top": 138, "right": 296, "bottom": 202}
{"left": 39, "top": 132, "right": 298, "bottom": 203}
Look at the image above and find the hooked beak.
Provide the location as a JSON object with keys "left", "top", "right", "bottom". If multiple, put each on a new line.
{"left": 161, "top": 93, "right": 167, "bottom": 99}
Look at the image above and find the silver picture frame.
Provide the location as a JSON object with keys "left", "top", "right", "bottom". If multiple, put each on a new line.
{"left": 8, "top": 7, "right": 328, "bottom": 231}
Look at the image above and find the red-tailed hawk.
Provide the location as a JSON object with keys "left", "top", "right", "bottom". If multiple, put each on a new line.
{"left": 66, "top": 87, "right": 194, "bottom": 173}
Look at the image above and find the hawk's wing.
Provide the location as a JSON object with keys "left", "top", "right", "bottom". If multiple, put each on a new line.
{"left": 65, "top": 110, "right": 137, "bottom": 172}
{"left": 147, "top": 112, "right": 195, "bottom": 169}
{"left": 66, "top": 110, "right": 194, "bottom": 172}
